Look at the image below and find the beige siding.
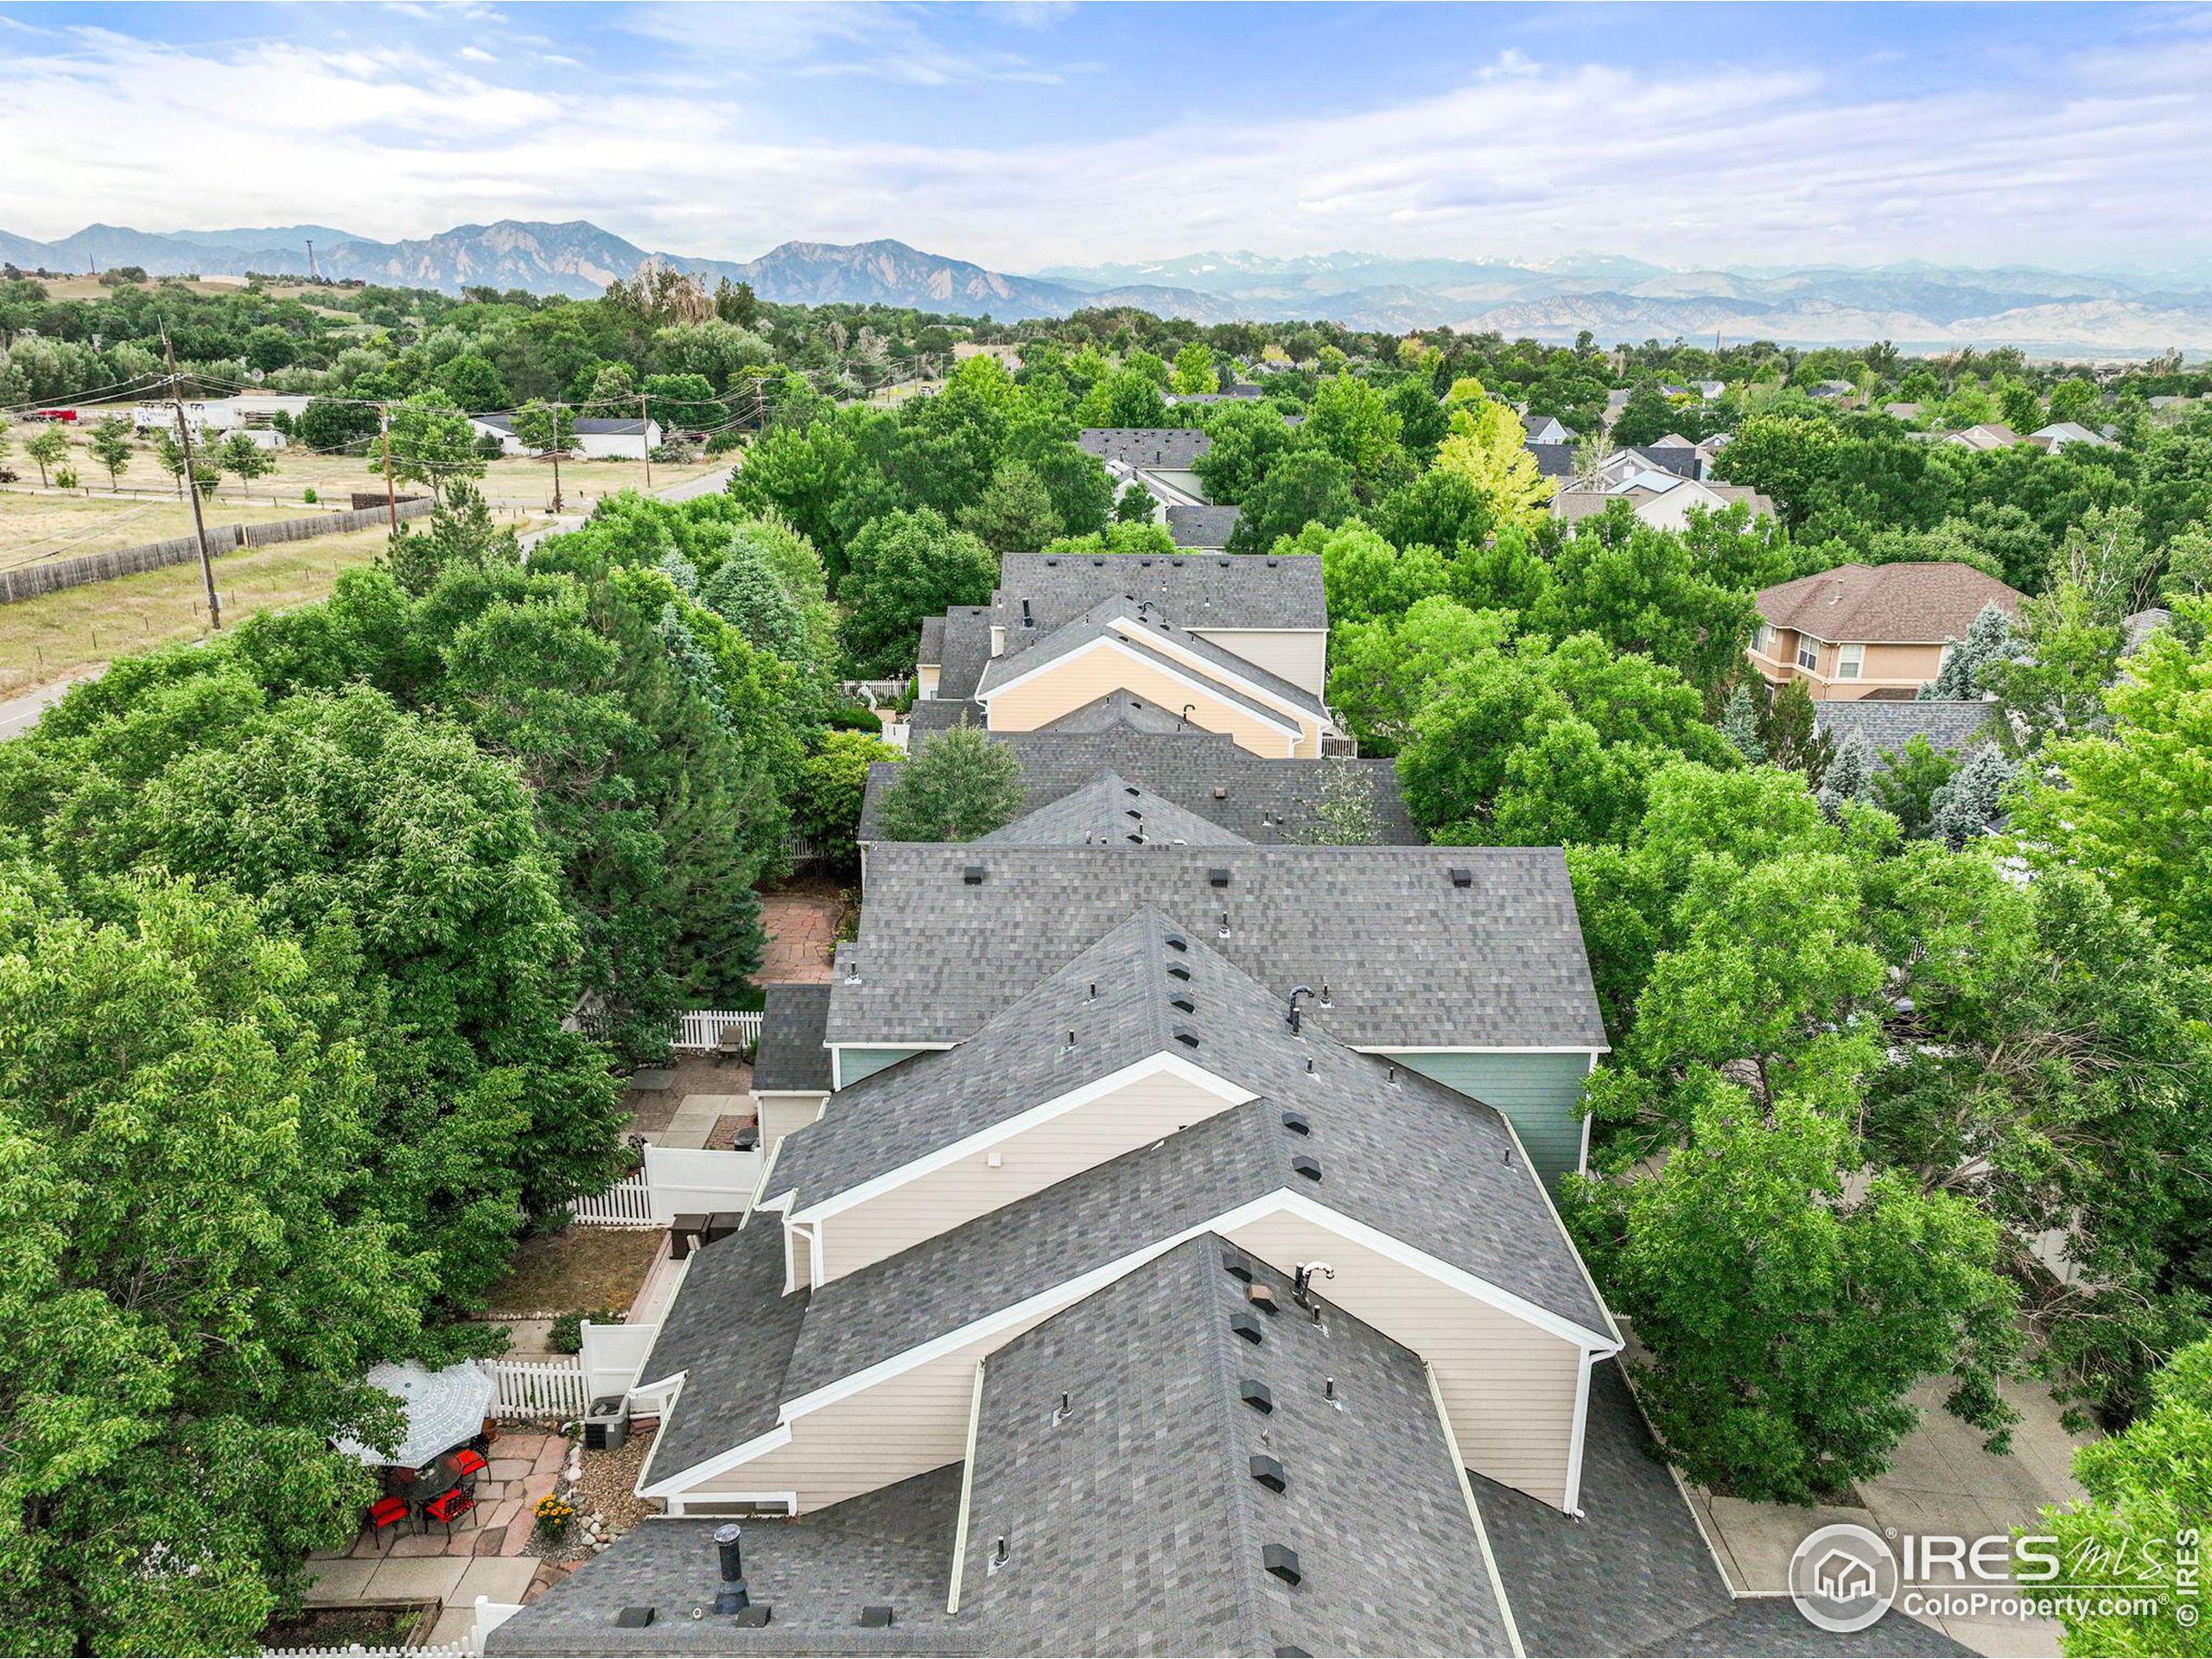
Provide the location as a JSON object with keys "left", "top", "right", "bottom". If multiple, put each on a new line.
{"left": 985, "top": 642, "right": 1319, "bottom": 758}
{"left": 814, "top": 1068, "right": 1245, "bottom": 1282}
{"left": 755, "top": 1092, "right": 827, "bottom": 1155}
{"left": 917, "top": 666, "right": 941, "bottom": 700}
{"left": 1190, "top": 627, "right": 1328, "bottom": 697}
{"left": 1225, "top": 1211, "right": 1586, "bottom": 1509}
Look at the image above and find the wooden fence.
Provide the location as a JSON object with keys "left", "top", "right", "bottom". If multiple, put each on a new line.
{"left": 481, "top": 1357, "right": 591, "bottom": 1422}
{"left": 0, "top": 498, "right": 433, "bottom": 605}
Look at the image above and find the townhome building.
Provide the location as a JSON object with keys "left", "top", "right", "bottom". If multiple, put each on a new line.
{"left": 1747, "top": 562, "right": 2024, "bottom": 701}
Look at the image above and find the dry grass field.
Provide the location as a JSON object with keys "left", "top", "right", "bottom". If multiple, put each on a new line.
{"left": 0, "top": 489, "right": 316, "bottom": 561}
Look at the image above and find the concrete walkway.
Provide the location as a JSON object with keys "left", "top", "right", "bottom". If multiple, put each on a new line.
{"left": 1694, "top": 1375, "right": 2094, "bottom": 1656}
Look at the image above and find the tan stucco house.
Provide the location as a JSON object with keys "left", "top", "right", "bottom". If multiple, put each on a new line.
{"left": 1748, "top": 561, "right": 2024, "bottom": 701}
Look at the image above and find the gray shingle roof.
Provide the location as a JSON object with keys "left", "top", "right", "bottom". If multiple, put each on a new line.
{"left": 829, "top": 845, "right": 1608, "bottom": 1052}
{"left": 976, "top": 772, "right": 1250, "bottom": 848}
{"left": 976, "top": 597, "right": 1328, "bottom": 724}
{"left": 918, "top": 613, "right": 946, "bottom": 667}
{"left": 1476, "top": 1363, "right": 1967, "bottom": 1658}
{"left": 484, "top": 1466, "right": 970, "bottom": 1656}
{"left": 1165, "top": 505, "right": 1242, "bottom": 549}
{"left": 930, "top": 607, "right": 996, "bottom": 700}
{"left": 753, "top": 983, "right": 834, "bottom": 1094}
{"left": 1526, "top": 442, "right": 1579, "bottom": 480}
{"left": 1627, "top": 444, "right": 1701, "bottom": 480}
{"left": 1813, "top": 699, "right": 1999, "bottom": 761}
{"left": 637, "top": 1217, "right": 809, "bottom": 1485}
{"left": 1079, "top": 428, "right": 1212, "bottom": 468}
{"left": 993, "top": 551, "right": 1325, "bottom": 639}
{"left": 1037, "top": 691, "right": 1194, "bottom": 734}
{"left": 907, "top": 698, "right": 986, "bottom": 735}
{"left": 961, "top": 1237, "right": 1516, "bottom": 1656}
{"left": 857, "top": 732, "right": 1418, "bottom": 846}
{"left": 768, "top": 910, "right": 1608, "bottom": 1335}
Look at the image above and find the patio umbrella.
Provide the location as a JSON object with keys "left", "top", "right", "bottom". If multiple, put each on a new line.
{"left": 333, "top": 1361, "right": 496, "bottom": 1468}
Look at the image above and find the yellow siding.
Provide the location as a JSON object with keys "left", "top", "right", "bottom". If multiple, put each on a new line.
{"left": 755, "top": 1093, "right": 827, "bottom": 1156}
{"left": 813, "top": 1069, "right": 1247, "bottom": 1282}
{"left": 1190, "top": 628, "right": 1328, "bottom": 697}
{"left": 1225, "top": 1211, "right": 1585, "bottom": 1509}
{"left": 986, "top": 641, "right": 1316, "bottom": 757}
{"left": 917, "top": 666, "right": 940, "bottom": 700}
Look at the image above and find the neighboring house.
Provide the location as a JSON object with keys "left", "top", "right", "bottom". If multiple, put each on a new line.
{"left": 1807, "top": 378, "right": 1858, "bottom": 401}
{"left": 1165, "top": 503, "right": 1241, "bottom": 550}
{"left": 1883, "top": 401, "right": 1923, "bottom": 421}
{"left": 1552, "top": 473, "right": 1774, "bottom": 532}
{"left": 1943, "top": 423, "right": 2024, "bottom": 452}
{"left": 468, "top": 413, "right": 661, "bottom": 459}
{"left": 857, "top": 726, "right": 1419, "bottom": 855}
{"left": 1813, "top": 698, "right": 1999, "bottom": 764}
{"left": 2026, "top": 421, "right": 2116, "bottom": 453}
{"left": 1749, "top": 562, "right": 2024, "bottom": 701}
{"left": 825, "top": 845, "right": 1607, "bottom": 1185}
{"left": 749, "top": 984, "right": 835, "bottom": 1152}
{"left": 1520, "top": 412, "right": 1572, "bottom": 444}
{"left": 914, "top": 552, "right": 1340, "bottom": 760}
{"left": 1696, "top": 378, "right": 1727, "bottom": 400}
{"left": 1080, "top": 426, "right": 1214, "bottom": 512}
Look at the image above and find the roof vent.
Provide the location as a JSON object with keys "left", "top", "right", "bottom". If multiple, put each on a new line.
{"left": 1222, "top": 1249, "right": 1254, "bottom": 1281}
{"left": 1125, "top": 807, "right": 1142, "bottom": 820}
{"left": 1265, "top": 556, "right": 1280, "bottom": 568}
{"left": 1275, "top": 1649, "right": 1314, "bottom": 1658}
{"left": 1124, "top": 785, "right": 1141, "bottom": 797}
{"left": 734, "top": 1607, "right": 772, "bottom": 1629}
{"left": 963, "top": 865, "right": 985, "bottom": 886}
{"left": 1230, "top": 1310, "right": 1265, "bottom": 1344}
{"left": 1212, "top": 785, "right": 1227, "bottom": 799}
{"left": 615, "top": 1607, "right": 656, "bottom": 1629}
{"left": 1208, "top": 868, "right": 1230, "bottom": 887}
{"left": 1247, "top": 1281, "right": 1279, "bottom": 1314}
{"left": 1448, "top": 866, "right": 1472, "bottom": 887}
{"left": 1091, "top": 557, "right": 1106, "bottom": 567}
{"left": 1167, "top": 963, "right": 1191, "bottom": 981}
{"left": 1281, "top": 1110, "right": 1310, "bottom": 1135}
{"left": 1171, "top": 995, "right": 1195, "bottom": 1014}
{"left": 1173, "top": 1027, "right": 1200, "bottom": 1049}
{"left": 1165, "top": 935, "right": 1188, "bottom": 952}
{"left": 1044, "top": 556, "right": 1059, "bottom": 567}
{"left": 1125, "top": 833, "right": 1144, "bottom": 843}
{"left": 1262, "top": 1543, "right": 1302, "bottom": 1586}
{"left": 859, "top": 1606, "right": 894, "bottom": 1629}
{"left": 1292, "top": 1154, "right": 1323, "bottom": 1182}
{"left": 1240, "top": 1378, "right": 1274, "bottom": 1414}
{"left": 1249, "top": 1453, "right": 1287, "bottom": 1493}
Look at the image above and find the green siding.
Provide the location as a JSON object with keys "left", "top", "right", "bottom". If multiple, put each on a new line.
{"left": 1383, "top": 1050, "right": 1594, "bottom": 1191}
{"left": 836, "top": 1046, "right": 925, "bottom": 1086}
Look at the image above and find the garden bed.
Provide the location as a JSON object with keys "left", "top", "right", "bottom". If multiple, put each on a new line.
{"left": 260, "top": 1599, "right": 435, "bottom": 1649}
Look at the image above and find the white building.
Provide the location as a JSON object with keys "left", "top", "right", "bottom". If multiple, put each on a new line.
{"left": 468, "top": 413, "right": 661, "bottom": 460}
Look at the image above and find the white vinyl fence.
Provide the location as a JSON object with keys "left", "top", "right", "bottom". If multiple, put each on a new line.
{"left": 673, "top": 1009, "right": 762, "bottom": 1051}
{"left": 568, "top": 1169, "right": 655, "bottom": 1226}
{"left": 480, "top": 1357, "right": 591, "bottom": 1422}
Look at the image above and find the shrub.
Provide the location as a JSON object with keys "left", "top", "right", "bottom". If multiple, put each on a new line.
{"left": 548, "top": 1307, "right": 621, "bottom": 1355}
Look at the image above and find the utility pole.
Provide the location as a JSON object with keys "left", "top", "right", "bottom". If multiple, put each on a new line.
{"left": 549, "top": 402, "right": 565, "bottom": 514}
{"left": 161, "top": 324, "right": 220, "bottom": 630}
{"left": 639, "top": 391, "right": 652, "bottom": 491}
{"left": 379, "top": 402, "right": 397, "bottom": 529}
{"left": 306, "top": 238, "right": 320, "bottom": 283}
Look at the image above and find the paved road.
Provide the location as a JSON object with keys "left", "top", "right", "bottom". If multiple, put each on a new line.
{"left": 654, "top": 463, "right": 736, "bottom": 502}
{"left": 0, "top": 673, "right": 93, "bottom": 740}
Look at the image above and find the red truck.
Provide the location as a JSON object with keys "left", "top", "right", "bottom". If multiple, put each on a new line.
{"left": 27, "top": 409, "right": 78, "bottom": 423}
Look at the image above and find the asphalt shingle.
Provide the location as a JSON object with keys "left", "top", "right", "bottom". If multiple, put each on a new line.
{"left": 753, "top": 984, "right": 835, "bottom": 1094}
{"left": 1813, "top": 699, "right": 1999, "bottom": 761}
{"left": 1757, "top": 563, "right": 2024, "bottom": 645}
{"left": 976, "top": 771, "right": 1251, "bottom": 848}
{"left": 829, "top": 845, "right": 1607, "bottom": 1052}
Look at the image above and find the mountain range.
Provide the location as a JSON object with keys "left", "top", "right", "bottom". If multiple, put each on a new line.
{"left": 6, "top": 219, "right": 2212, "bottom": 357}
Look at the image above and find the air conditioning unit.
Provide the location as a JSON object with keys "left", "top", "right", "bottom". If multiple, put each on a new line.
{"left": 584, "top": 1396, "right": 629, "bottom": 1452}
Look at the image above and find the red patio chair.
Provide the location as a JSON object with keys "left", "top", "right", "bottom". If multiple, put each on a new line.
{"left": 361, "top": 1496, "right": 410, "bottom": 1550}
{"left": 421, "top": 1486, "right": 476, "bottom": 1539}
{"left": 449, "top": 1447, "right": 487, "bottom": 1491}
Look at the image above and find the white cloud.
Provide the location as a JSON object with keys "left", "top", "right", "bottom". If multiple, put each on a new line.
{"left": 2, "top": 19, "right": 2209, "bottom": 275}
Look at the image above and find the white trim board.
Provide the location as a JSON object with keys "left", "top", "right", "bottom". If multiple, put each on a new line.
{"left": 781, "top": 1050, "right": 1254, "bottom": 1220}
{"left": 639, "top": 1186, "right": 1618, "bottom": 1499}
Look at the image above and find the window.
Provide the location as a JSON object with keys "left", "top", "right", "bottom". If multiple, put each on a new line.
{"left": 1796, "top": 636, "right": 1821, "bottom": 671}
{"left": 1837, "top": 643, "right": 1864, "bottom": 680}
{"left": 1753, "top": 622, "right": 1774, "bottom": 657}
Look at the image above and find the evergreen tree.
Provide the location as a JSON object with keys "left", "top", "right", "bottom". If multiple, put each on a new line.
{"left": 1719, "top": 682, "right": 1766, "bottom": 762}
{"left": 1929, "top": 743, "right": 2018, "bottom": 847}
{"left": 1925, "top": 601, "right": 2014, "bottom": 698}
{"left": 385, "top": 484, "right": 518, "bottom": 597}
{"left": 1816, "top": 729, "right": 1875, "bottom": 817}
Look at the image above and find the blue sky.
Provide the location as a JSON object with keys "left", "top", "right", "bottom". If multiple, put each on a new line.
{"left": 3, "top": 3, "right": 2209, "bottom": 274}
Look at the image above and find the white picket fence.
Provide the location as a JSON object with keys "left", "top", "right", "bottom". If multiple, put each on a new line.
{"left": 673, "top": 1008, "right": 762, "bottom": 1051}
{"left": 480, "top": 1357, "right": 591, "bottom": 1422}
{"left": 568, "top": 1169, "right": 655, "bottom": 1226}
